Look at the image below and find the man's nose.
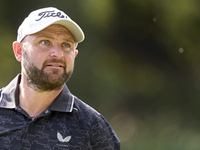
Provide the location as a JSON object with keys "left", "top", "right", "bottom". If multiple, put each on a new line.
{"left": 50, "top": 43, "right": 64, "bottom": 58}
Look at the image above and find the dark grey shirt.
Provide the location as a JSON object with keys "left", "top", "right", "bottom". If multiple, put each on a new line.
{"left": 0, "top": 74, "right": 120, "bottom": 150}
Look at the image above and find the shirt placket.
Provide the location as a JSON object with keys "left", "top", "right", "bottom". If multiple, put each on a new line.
{"left": 15, "top": 106, "right": 51, "bottom": 149}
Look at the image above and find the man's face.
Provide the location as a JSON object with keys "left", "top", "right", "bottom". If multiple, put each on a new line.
{"left": 20, "top": 24, "right": 78, "bottom": 91}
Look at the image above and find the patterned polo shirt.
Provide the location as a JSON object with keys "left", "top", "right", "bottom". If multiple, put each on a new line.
{"left": 0, "top": 74, "right": 120, "bottom": 150}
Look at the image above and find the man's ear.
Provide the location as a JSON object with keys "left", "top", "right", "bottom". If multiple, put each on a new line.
{"left": 75, "top": 49, "right": 78, "bottom": 57}
{"left": 13, "top": 41, "right": 22, "bottom": 62}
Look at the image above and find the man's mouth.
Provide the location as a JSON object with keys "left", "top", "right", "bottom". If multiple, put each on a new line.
{"left": 46, "top": 64, "right": 64, "bottom": 69}
{"left": 47, "top": 64, "right": 63, "bottom": 67}
{"left": 43, "top": 59, "right": 66, "bottom": 69}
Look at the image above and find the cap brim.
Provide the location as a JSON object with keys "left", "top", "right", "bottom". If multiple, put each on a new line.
{"left": 27, "top": 18, "right": 85, "bottom": 43}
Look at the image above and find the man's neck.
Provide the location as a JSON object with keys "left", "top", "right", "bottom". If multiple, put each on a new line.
{"left": 18, "top": 77, "right": 63, "bottom": 117}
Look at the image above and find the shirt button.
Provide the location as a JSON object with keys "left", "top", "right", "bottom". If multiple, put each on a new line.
{"left": 45, "top": 110, "right": 49, "bottom": 114}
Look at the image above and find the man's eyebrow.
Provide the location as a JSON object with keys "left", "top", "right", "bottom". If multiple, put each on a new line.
{"left": 63, "top": 38, "right": 75, "bottom": 43}
{"left": 35, "top": 34, "right": 55, "bottom": 39}
{"left": 35, "top": 34, "right": 75, "bottom": 43}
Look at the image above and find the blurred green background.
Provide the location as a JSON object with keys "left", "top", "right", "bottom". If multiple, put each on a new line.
{"left": 1, "top": 0, "right": 200, "bottom": 149}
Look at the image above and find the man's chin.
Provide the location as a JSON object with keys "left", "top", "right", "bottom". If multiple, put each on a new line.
{"left": 44, "top": 67, "right": 64, "bottom": 74}
{"left": 47, "top": 74, "right": 65, "bottom": 83}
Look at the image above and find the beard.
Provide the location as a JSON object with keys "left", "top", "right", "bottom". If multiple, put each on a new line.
{"left": 22, "top": 50, "right": 73, "bottom": 92}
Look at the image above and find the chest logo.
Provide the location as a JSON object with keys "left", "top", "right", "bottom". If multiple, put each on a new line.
{"left": 57, "top": 132, "right": 71, "bottom": 142}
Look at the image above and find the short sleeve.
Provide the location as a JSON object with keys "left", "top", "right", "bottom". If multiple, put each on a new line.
{"left": 89, "top": 115, "right": 120, "bottom": 150}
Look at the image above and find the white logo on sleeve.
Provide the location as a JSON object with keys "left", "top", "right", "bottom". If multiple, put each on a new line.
{"left": 57, "top": 132, "right": 71, "bottom": 142}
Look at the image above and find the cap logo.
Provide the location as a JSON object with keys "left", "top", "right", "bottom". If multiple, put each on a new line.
{"left": 36, "top": 10, "right": 67, "bottom": 21}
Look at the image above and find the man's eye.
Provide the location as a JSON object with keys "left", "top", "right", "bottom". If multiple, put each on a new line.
{"left": 41, "top": 40, "right": 50, "bottom": 45}
{"left": 63, "top": 43, "right": 70, "bottom": 48}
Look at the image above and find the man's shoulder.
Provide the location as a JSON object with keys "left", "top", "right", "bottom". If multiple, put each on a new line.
{"left": 0, "top": 87, "right": 4, "bottom": 92}
{"left": 0, "top": 87, "right": 4, "bottom": 100}
{"left": 72, "top": 96, "right": 102, "bottom": 126}
{"left": 72, "top": 96, "right": 121, "bottom": 149}
{"left": 73, "top": 96, "right": 100, "bottom": 116}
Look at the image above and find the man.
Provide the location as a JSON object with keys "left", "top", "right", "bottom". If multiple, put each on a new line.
{"left": 0, "top": 7, "right": 120, "bottom": 150}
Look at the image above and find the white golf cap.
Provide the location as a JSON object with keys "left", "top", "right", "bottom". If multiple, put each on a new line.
{"left": 17, "top": 7, "right": 85, "bottom": 44}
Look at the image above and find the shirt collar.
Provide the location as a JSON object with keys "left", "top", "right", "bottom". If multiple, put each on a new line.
{"left": 0, "top": 74, "right": 74, "bottom": 112}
